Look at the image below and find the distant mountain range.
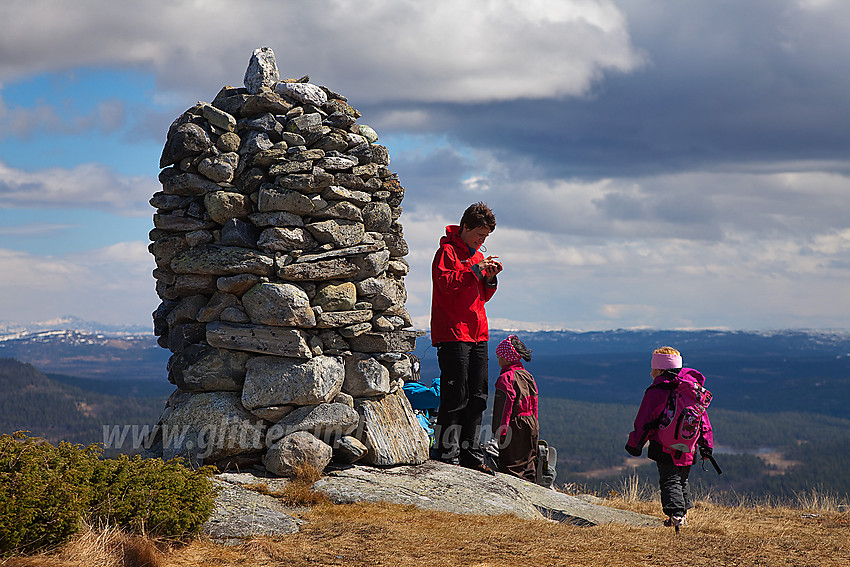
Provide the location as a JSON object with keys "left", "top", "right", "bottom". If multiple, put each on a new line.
{"left": 414, "top": 327, "right": 850, "bottom": 418}
{"left": 2, "top": 318, "right": 849, "bottom": 417}
{"left": 0, "top": 327, "right": 168, "bottom": 382}
{"left": 0, "top": 315, "right": 150, "bottom": 338}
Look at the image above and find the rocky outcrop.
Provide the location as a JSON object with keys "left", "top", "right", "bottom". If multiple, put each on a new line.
{"left": 203, "top": 463, "right": 658, "bottom": 544}
{"left": 148, "top": 47, "right": 427, "bottom": 474}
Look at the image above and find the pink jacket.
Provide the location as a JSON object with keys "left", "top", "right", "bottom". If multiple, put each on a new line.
{"left": 492, "top": 361, "right": 539, "bottom": 436}
{"left": 627, "top": 368, "right": 714, "bottom": 466}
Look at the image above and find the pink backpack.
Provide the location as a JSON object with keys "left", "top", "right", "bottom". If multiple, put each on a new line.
{"left": 651, "top": 369, "right": 712, "bottom": 459}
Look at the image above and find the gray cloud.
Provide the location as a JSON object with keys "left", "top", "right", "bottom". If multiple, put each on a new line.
{"left": 0, "top": 161, "right": 156, "bottom": 216}
{"left": 1, "top": 0, "right": 849, "bottom": 330}
{"left": 395, "top": 0, "right": 850, "bottom": 179}
{"left": 0, "top": 0, "right": 642, "bottom": 104}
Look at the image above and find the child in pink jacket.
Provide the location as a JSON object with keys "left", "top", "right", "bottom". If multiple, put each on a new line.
{"left": 626, "top": 346, "right": 714, "bottom": 530}
{"left": 491, "top": 335, "right": 539, "bottom": 481}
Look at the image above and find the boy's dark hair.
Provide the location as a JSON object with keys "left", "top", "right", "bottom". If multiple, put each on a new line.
{"left": 510, "top": 336, "right": 532, "bottom": 362}
{"left": 460, "top": 202, "right": 496, "bottom": 232}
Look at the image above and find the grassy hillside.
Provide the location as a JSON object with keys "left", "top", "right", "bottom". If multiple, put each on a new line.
{"left": 0, "top": 358, "right": 167, "bottom": 453}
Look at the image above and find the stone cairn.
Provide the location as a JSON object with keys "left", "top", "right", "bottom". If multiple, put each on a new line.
{"left": 147, "top": 47, "right": 429, "bottom": 476}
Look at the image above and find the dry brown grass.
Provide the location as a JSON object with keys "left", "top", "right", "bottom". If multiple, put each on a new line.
{"left": 0, "top": 523, "right": 165, "bottom": 567}
{"left": 6, "top": 492, "right": 849, "bottom": 567}
{"left": 241, "top": 462, "right": 331, "bottom": 508}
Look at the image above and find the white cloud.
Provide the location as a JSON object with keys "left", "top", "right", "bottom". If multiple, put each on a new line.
{"left": 398, "top": 191, "right": 850, "bottom": 331}
{"left": 0, "top": 160, "right": 156, "bottom": 216}
{"left": 0, "top": 242, "right": 157, "bottom": 326}
{"left": 0, "top": 0, "right": 644, "bottom": 104}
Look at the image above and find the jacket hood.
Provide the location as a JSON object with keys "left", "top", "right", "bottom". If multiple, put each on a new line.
{"left": 651, "top": 367, "right": 705, "bottom": 388}
{"left": 440, "top": 225, "right": 468, "bottom": 251}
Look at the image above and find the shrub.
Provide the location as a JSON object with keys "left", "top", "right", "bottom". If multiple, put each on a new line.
{"left": 0, "top": 433, "right": 216, "bottom": 557}
{"left": 0, "top": 433, "right": 97, "bottom": 555}
{"left": 90, "top": 454, "right": 217, "bottom": 536}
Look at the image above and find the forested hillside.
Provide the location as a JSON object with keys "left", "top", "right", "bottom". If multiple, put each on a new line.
{"left": 536, "top": 397, "right": 850, "bottom": 500}
{"left": 415, "top": 328, "right": 850, "bottom": 418}
{"left": 0, "top": 358, "right": 166, "bottom": 452}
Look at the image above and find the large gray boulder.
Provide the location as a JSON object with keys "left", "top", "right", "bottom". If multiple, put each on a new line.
{"left": 266, "top": 402, "right": 360, "bottom": 445}
{"left": 244, "top": 46, "right": 280, "bottom": 95}
{"left": 275, "top": 81, "right": 328, "bottom": 106}
{"left": 354, "top": 389, "right": 429, "bottom": 466}
{"left": 171, "top": 245, "right": 275, "bottom": 277}
{"left": 263, "top": 431, "right": 333, "bottom": 477}
{"left": 242, "top": 282, "right": 316, "bottom": 327}
{"left": 168, "top": 345, "right": 250, "bottom": 392}
{"left": 206, "top": 322, "right": 313, "bottom": 358}
{"left": 203, "top": 464, "right": 657, "bottom": 544}
{"left": 159, "top": 391, "right": 266, "bottom": 463}
{"left": 314, "top": 462, "right": 659, "bottom": 527}
{"left": 343, "top": 353, "right": 390, "bottom": 397}
{"left": 203, "top": 477, "right": 300, "bottom": 544}
{"left": 242, "top": 355, "right": 345, "bottom": 412}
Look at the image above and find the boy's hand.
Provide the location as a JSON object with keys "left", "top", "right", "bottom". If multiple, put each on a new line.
{"left": 478, "top": 256, "right": 502, "bottom": 278}
{"left": 699, "top": 446, "right": 713, "bottom": 459}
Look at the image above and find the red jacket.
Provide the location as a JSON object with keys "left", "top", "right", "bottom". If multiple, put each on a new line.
{"left": 430, "top": 225, "right": 497, "bottom": 344}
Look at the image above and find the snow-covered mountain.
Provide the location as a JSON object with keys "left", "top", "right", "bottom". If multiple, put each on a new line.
{"left": 0, "top": 316, "right": 150, "bottom": 340}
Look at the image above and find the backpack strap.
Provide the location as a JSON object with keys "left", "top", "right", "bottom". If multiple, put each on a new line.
{"left": 638, "top": 379, "right": 679, "bottom": 446}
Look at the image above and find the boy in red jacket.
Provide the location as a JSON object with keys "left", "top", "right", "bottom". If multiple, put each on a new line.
{"left": 431, "top": 202, "right": 502, "bottom": 474}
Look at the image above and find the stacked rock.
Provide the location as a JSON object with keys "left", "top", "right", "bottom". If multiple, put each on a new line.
{"left": 147, "top": 47, "right": 429, "bottom": 476}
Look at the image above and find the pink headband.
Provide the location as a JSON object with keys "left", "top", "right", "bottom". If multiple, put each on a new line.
{"left": 496, "top": 336, "right": 522, "bottom": 363}
{"left": 651, "top": 353, "right": 682, "bottom": 369}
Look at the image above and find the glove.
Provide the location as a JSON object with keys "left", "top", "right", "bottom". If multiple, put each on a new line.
{"left": 699, "top": 446, "right": 713, "bottom": 459}
{"left": 625, "top": 444, "right": 642, "bottom": 457}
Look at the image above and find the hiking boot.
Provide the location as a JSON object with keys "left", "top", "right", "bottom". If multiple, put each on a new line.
{"left": 664, "top": 514, "right": 687, "bottom": 532}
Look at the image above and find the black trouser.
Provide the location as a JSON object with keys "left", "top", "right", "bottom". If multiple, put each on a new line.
{"left": 434, "top": 341, "right": 489, "bottom": 466}
{"left": 657, "top": 461, "right": 692, "bottom": 517}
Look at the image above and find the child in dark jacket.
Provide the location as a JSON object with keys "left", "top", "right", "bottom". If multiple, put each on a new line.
{"left": 491, "top": 335, "right": 539, "bottom": 482}
{"left": 626, "top": 346, "right": 714, "bottom": 530}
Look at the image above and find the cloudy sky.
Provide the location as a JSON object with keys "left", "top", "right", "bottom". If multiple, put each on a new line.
{"left": 1, "top": 0, "right": 849, "bottom": 332}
